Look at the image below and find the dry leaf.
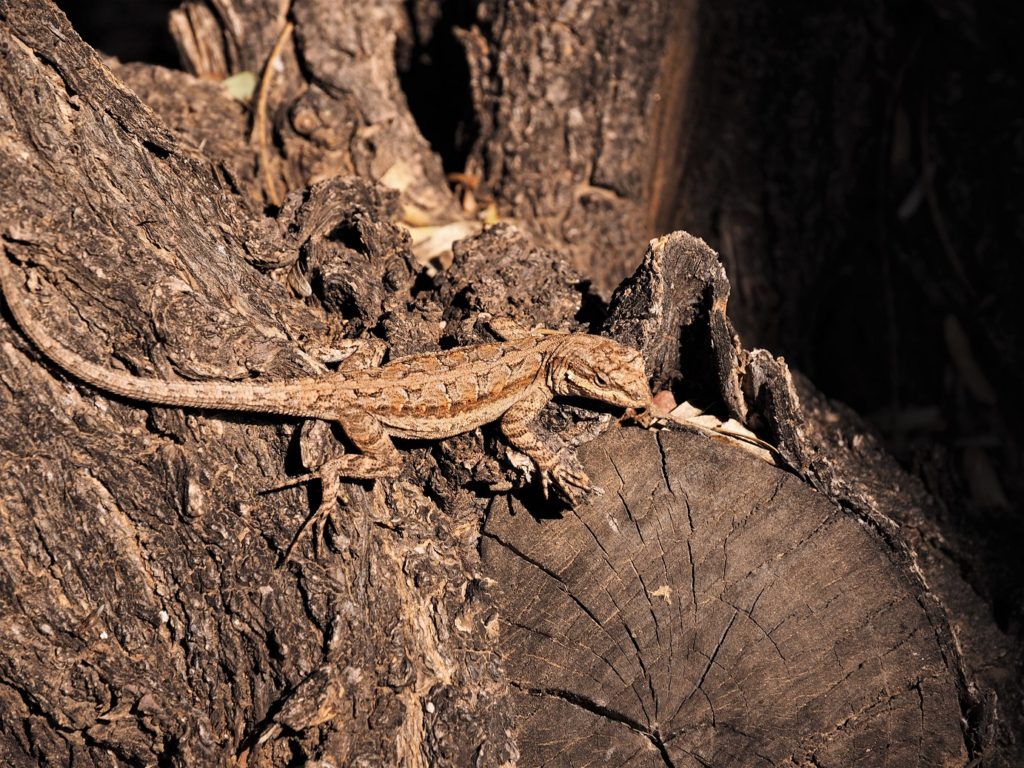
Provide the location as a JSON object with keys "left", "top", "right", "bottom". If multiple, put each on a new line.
{"left": 406, "top": 221, "right": 482, "bottom": 268}
{"left": 666, "top": 401, "right": 777, "bottom": 464}
{"left": 221, "top": 71, "right": 257, "bottom": 102}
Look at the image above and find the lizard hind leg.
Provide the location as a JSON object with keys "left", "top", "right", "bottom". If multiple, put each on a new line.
{"left": 330, "top": 407, "right": 403, "bottom": 480}
{"left": 276, "top": 408, "right": 401, "bottom": 565}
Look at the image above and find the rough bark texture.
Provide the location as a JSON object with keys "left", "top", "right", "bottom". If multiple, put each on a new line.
{"left": 604, "top": 233, "right": 745, "bottom": 420}
{"left": 168, "top": 0, "right": 458, "bottom": 218}
{"left": 461, "top": 0, "right": 690, "bottom": 290}
{"left": 0, "top": 0, "right": 1017, "bottom": 766}
{"left": 0, "top": 5, "right": 510, "bottom": 766}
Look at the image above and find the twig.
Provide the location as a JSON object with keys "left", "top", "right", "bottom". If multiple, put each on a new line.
{"left": 250, "top": 21, "right": 294, "bottom": 206}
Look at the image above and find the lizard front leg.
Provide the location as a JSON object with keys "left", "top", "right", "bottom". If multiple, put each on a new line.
{"left": 499, "top": 388, "right": 593, "bottom": 505}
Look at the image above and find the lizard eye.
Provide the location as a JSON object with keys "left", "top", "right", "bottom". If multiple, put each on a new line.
{"left": 593, "top": 372, "right": 610, "bottom": 388}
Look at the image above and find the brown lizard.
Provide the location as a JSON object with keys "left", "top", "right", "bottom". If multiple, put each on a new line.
{"left": 0, "top": 254, "right": 654, "bottom": 503}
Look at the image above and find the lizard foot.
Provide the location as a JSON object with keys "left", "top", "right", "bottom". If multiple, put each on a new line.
{"left": 539, "top": 456, "right": 598, "bottom": 508}
{"left": 277, "top": 459, "right": 351, "bottom": 567}
{"left": 621, "top": 405, "right": 668, "bottom": 429}
{"left": 259, "top": 470, "right": 323, "bottom": 494}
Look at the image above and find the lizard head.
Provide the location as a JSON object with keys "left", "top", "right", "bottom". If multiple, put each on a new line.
{"left": 548, "top": 334, "right": 653, "bottom": 413}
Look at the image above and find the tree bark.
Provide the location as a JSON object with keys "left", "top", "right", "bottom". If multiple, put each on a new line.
{"left": 460, "top": 0, "right": 692, "bottom": 290}
{"left": 0, "top": 0, "right": 1011, "bottom": 765}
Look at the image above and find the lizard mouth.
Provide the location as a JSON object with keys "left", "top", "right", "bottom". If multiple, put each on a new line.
{"left": 620, "top": 406, "right": 666, "bottom": 429}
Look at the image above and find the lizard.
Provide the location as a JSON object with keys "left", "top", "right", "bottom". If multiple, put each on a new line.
{"left": 0, "top": 253, "right": 655, "bottom": 505}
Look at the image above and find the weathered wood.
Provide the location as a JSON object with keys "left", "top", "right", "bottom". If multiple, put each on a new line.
{"left": 463, "top": 0, "right": 692, "bottom": 291}
{"left": 600, "top": 225, "right": 1001, "bottom": 763}
{"left": 169, "top": 0, "right": 458, "bottom": 218}
{"left": 0, "top": 0, "right": 1009, "bottom": 765}
{"left": 483, "top": 428, "right": 969, "bottom": 766}
{"left": 605, "top": 231, "right": 745, "bottom": 419}
{"left": 0, "top": 4, "right": 512, "bottom": 766}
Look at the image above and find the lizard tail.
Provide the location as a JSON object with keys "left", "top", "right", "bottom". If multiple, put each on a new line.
{"left": 0, "top": 255, "right": 319, "bottom": 418}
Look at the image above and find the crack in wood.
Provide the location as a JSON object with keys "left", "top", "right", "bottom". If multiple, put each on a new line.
{"left": 483, "top": 530, "right": 634, "bottom": 689}
{"left": 670, "top": 609, "right": 738, "bottom": 729}
{"left": 510, "top": 681, "right": 675, "bottom": 768}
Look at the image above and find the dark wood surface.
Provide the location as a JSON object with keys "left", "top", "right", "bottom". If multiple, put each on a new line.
{"left": 0, "top": 0, "right": 1013, "bottom": 765}
{"left": 485, "top": 428, "right": 967, "bottom": 766}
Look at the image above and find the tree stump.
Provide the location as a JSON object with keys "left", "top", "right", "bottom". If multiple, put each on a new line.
{"left": 485, "top": 429, "right": 967, "bottom": 766}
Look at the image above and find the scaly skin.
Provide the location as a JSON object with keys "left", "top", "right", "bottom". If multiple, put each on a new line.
{"left": 0, "top": 254, "right": 654, "bottom": 502}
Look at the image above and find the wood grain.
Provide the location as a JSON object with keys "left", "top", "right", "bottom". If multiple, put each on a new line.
{"left": 484, "top": 428, "right": 968, "bottom": 766}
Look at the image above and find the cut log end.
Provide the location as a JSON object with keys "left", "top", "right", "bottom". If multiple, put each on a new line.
{"left": 482, "top": 428, "right": 969, "bottom": 767}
